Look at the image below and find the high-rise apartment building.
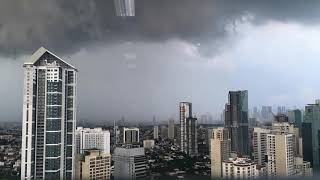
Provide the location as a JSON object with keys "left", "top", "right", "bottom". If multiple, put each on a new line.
{"left": 123, "top": 127, "right": 139, "bottom": 144}
{"left": 252, "top": 127, "right": 270, "bottom": 166}
{"left": 210, "top": 127, "right": 231, "bottom": 178}
{"left": 186, "top": 117, "right": 198, "bottom": 156}
{"left": 272, "top": 122, "right": 303, "bottom": 157}
{"left": 21, "top": 47, "right": 77, "bottom": 179}
{"left": 267, "top": 133, "right": 295, "bottom": 177}
{"left": 168, "top": 119, "right": 175, "bottom": 139}
{"left": 225, "top": 90, "right": 250, "bottom": 156}
{"left": 304, "top": 100, "right": 320, "bottom": 167}
{"left": 113, "top": 146, "right": 147, "bottom": 180}
{"left": 179, "top": 102, "right": 192, "bottom": 153}
{"left": 75, "top": 127, "right": 110, "bottom": 154}
{"left": 75, "top": 150, "right": 111, "bottom": 180}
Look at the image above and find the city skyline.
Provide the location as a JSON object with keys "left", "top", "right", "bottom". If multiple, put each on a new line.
{"left": 1, "top": 1, "right": 320, "bottom": 122}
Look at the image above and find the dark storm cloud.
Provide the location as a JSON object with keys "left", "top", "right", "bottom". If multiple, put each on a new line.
{"left": 0, "top": 0, "right": 320, "bottom": 57}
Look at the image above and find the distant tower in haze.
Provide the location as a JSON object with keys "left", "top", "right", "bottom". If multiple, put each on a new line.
{"left": 224, "top": 90, "right": 250, "bottom": 156}
{"left": 21, "top": 47, "right": 77, "bottom": 180}
{"left": 153, "top": 116, "right": 159, "bottom": 139}
{"left": 114, "top": 0, "right": 135, "bottom": 16}
{"left": 168, "top": 119, "right": 175, "bottom": 139}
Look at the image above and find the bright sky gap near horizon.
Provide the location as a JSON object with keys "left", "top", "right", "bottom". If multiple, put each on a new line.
{"left": 1, "top": 0, "right": 320, "bottom": 122}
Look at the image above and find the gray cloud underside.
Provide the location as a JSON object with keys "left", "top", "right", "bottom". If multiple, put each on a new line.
{"left": 0, "top": 0, "right": 319, "bottom": 56}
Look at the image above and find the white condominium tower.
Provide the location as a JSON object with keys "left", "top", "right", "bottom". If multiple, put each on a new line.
{"left": 75, "top": 127, "right": 110, "bottom": 154}
{"left": 21, "top": 47, "right": 77, "bottom": 180}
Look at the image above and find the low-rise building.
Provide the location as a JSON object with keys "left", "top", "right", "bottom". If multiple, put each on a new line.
{"left": 222, "top": 157, "right": 263, "bottom": 179}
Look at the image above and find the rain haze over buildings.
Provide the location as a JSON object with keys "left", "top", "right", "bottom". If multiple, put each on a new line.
{"left": 1, "top": 0, "right": 320, "bottom": 122}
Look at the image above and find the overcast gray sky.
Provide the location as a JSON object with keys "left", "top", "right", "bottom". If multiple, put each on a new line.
{"left": 1, "top": 0, "right": 320, "bottom": 123}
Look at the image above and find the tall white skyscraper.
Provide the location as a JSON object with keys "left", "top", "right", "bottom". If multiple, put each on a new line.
{"left": 113, "top": 146, "right": 147, "bottom": 180}
{"left": 123, "top": 127, "right": 139, "bottom": 144}
{"left": 210, "top": 127, "right": 231, "bottom": 178}
{"left": 21, "top": 47, "right": 77, "bottom": 180}
{"left": 75, "top": 127, "right": 110, "bottom": 154}
{"left": 168, "top": 119, "right": 175, "bottom": 139}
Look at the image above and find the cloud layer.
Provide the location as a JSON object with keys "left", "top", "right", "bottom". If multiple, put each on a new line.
{"left": 1, "top": 0, "right": 320, "bottom": 56}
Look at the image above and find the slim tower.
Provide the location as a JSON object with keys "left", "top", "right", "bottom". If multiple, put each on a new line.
{"left": 224, "top": 90, "right": 249, "bottom": 155}
{"left": 21, "top": 47, "right": 77, "bottom": 180}
{"left": 179, "top": 102, "right": 192, "bottom": 154}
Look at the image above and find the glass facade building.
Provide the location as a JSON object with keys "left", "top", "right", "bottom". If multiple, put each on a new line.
{"left": 21, "top": 47, "right": 77, "bottom": 180}
{"left": 225, "top": 90, "right": 250, "bottom": 156}
{"left": 304, "top": 101, "right": 320, "bottom": 167}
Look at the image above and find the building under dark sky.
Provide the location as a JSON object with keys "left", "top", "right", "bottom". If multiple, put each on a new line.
{"left": 224, "top": 90, "right": 250, "bottom": 156}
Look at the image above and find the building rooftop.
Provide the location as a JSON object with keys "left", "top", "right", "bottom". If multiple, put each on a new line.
{"left": 24, "top": 47, "right": 77, "bottom": 71}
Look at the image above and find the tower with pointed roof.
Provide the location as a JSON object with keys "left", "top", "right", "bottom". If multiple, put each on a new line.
{"left": 21, "top": 47, "right": 77, "bottom": 180}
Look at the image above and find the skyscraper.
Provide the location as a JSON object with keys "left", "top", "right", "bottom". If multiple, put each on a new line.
{"left": 186, "top": 117, "right": 198, "bottom": 155}
{"left": 168, "top": 119, "right": 175, "bottom": 139}
{"left": 75, "top": 127, "right": 110, "bottom": 154}
{"left": 304, "top": 100, "right": 320, "bottom": 167}
{"left": 179, "top": 102, "right": 192, "bottom": 154}
{"left": 21, "top": 47, "right": 77, "bottom": 179}
{"left": 113, "top": 146, "right": 147, "bottom": 180}
{"left": 114, "top": 0, "right": 135, "bottom": 16}
{"left": 301, "top": 122, "right": 313, "bottom": 165}
{"left": 123, "top": 127, "right": 139, "bottom": 144}
{"left": 224, "top": 90, "right": 250, "bottom": 156}
{"left": 210, "top": 127, "right": 231, "bottom": 178}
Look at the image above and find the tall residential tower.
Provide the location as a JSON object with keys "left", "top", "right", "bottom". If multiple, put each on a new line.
{"left": 179, "top": 102, "right": 197, "bottom": 155}
{"left": 21, "top": 47, "right": 77, "bottom": 179}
